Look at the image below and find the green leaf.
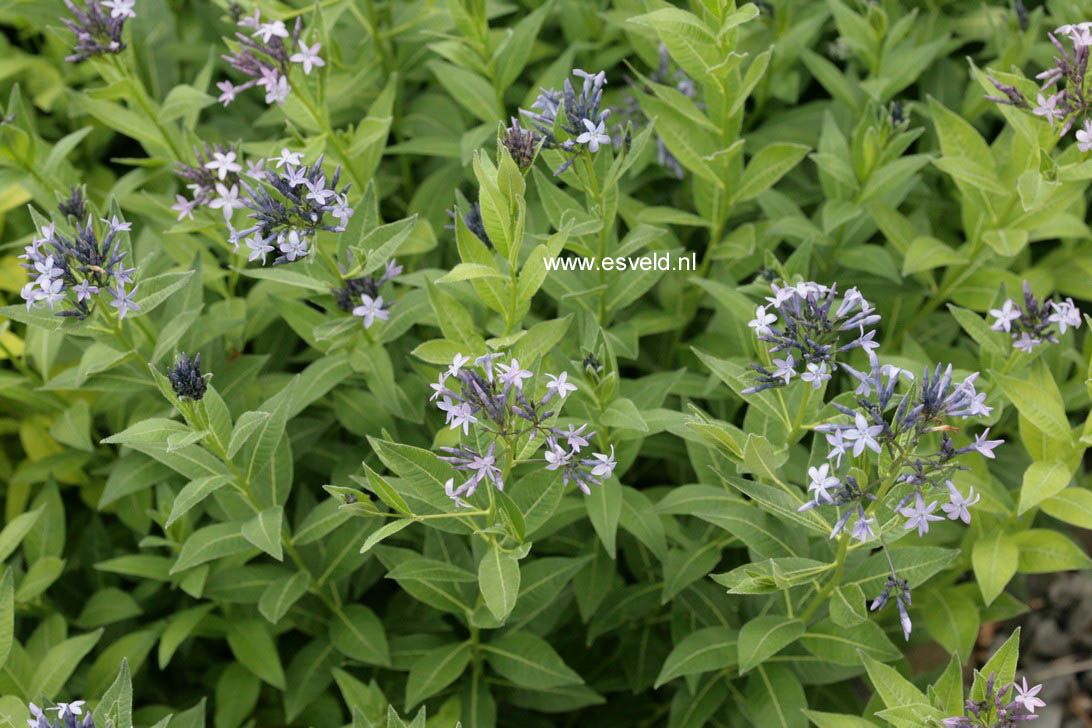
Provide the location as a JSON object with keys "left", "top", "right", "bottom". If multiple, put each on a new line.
{"left": 0, "top": 569, "right": 12, "bottom": 667}
{"left": 734, "top": 143, "right": 810, "bottom": 204}
{"left": 932, "top": 157, "right": 1008, "bottom": 195}
{"left": 746, "top": 664, "right": 806, "bottom": 728}
{"left": 0, "top": 508, "right": 42, "bottom": 563}
{"left": 653, "top": 627, "right": 738, "bottom": 687}
{"left": 227, "top": 411, "right": 271, "bottom": 459}
{"left": 258, "top": 571, "right": 310, "bottom": 624}
{"left": 131, "top": 270, "right": 197, "bottom": 318}
{"left": 972, "top": 530, "right": 1017, "bottom": 606}
{"left": 1041, "top": 488, "right": 1092, "bottom": 529}
{"left": 15, "top": 556, "right": 64, "bottom": 601}
{"left": 227, "top": 618, "right": 285, "bottom": 689}
{"left": 165, "top": 475, "right": 231, "bottom": 528}
{"left": 405, "top": 641, "right": 471, "bottom": 710}
{"left": 903, "top": 237, "right": 967, "bottom": 275}
{"left": 158, "top": 84, "right": 215, "bottom": 124}
{"left": 737, "top": 615, "right": 804, "bottom": 673}
{"left": 360, "top": 519, "right": 414, "bottom": 554}
{"left": 330, "top": 605, "right": 390, "bottom": 666}
{"left": 830, "top": 583, "right": 867, "bottom": 627}
{"left": 49, "top": 400, "right": 93, "bottom": 452}
{"left": 804, "top": 712, "right": 879, "bottom": 728}
{"left": 241, "top": 506, "right": 284, "bottom": 561}
{"left": 919, "top": 588, "right": 979, "bottom": 660}
{"left": 800, "top": 618, "right": 900, "bottom": 665}
{"left": 92, "top": 658, "right": 133, "bottom": 728}
{"left": 478, "top": 544, "right": 520, "bottom": 622}
{"left": 171, "top": 522, "right": 252, "bottom": 574}
{"left": 1013, "top": 529, "right": 1092, "bottom": 572}
{"left": 971, "top": 627, "right": 1020, "bottom": 701}
{"left": 157, "top": 604, "right": 214, "bottom": 669}
{"left": 996, "top": 362, "right": 1073, "bottom": 447}
{"left": 585, "top": 477, "right": 622, "bottom": 558}
{"left": 30, "top": 629, "right": 103, "bottom": 698}
{"left": 1017, "top": 461, "right": 1073, "bottom": 515}
{"left": 484, "top": 632, "right": 583, "bottom": 689}
{"left": 861, "top": 650, "right": 927, "bottom": 708}
{"left": 283, "top": 639, "right": 339, "bottom": 722}
{"left": 427, "top": 61, "right": 501, "bottom": 124}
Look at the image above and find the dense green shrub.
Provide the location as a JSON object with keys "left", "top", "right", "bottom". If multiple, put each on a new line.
{"left": 0, "top": 0, "right": 1089, "bottom": 727}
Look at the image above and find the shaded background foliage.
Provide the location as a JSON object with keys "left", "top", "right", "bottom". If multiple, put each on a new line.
{"left": 0, "top": 0, "right": 1090, "bottom": 727}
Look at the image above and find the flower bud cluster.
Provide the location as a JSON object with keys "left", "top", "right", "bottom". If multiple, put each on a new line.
{"left": 446, "top": 202, "right": 493, "bottom": 250}
{"left": 18, "top": 212, "right": 139, "bottom": 320}
{"left": 742, "top": 281, "right": 1002, "bottom": 641}
{"left": 943, "top": 672, "right": 1046, "bottom": 726}
{"left": 166, "top": 352, "right": 207, "bottom": 401}
{"left": 62, "top": 0, "right": 133, "bottom": 63}
{"left": 431, "top": 353, "right": 615, "bottom": 506}
{"left": 333, "top": 258, "right": 402, "bottom": 329}
{"left": 520, "top": 69, "right": 612, "bottom": 174}
{"left": 501, "top": 118, "right": 540, "bottom": 170}
{"left": 869, "top": 577, "right": 912, "bottom": 641}
{"left": 989, "top": 280, "right": 1082, "bottom": 352}
{"left": 742, "top": 280, "right": 879, "bottom": 394}
{"left": 172, "top": 143, "right": 266, "bottom": 223}
{"left": 230, "top": 154, "right": 353, "bottom": 266}
{"left": 986, "top": 22, "right": 1092, "bottom": 147}
{"left": 216, "top": 9, "right": 324, "bottom": 107}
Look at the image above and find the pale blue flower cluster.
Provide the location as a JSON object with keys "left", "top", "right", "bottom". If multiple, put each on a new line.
{"left": 943, "top": 672, "right": 1046, "bottom": 727}
{"left": 742, "top": 280, "right": 1004, "bottom": 641}
{"left": 520, "top": 69, "right": 612, "bottom": 174}
{"left": 989, "top": 280, "right": 1082, "bottom": 352}
{"left": 431, "top": 352, "right": 615, "bottom": 506}
{"left": 18, "top": 212, "right": 140, "bottom": 321}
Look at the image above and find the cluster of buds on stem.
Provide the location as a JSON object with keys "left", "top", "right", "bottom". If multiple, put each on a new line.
{"left": 943, "top": 672, "right": 1046, "bottom": 726}
{"left": 62, "top": 0, "right": 134, "bottom": 63}
{"left": 166, "top": 352, "right": 207, "bottom": 401}
{"left": 229, "top": 153, "right": 353, "bottom": 265}
{"left": 520, "top": 69, "right": 613, "bottom": 175}
{"left": 446, "top": 202, "right": 493, "bottom": 250}
{"left": 743, "top": 280, "right": 879, "bottom": 394}
{"left": 431, "top": 353, "right": 616, "bottom": 506}
{"left": 216, "top": 9, "right": 324, "bottom": 107}
{"left": 18, "top": 210, "right": 139, "bottom": 320}
{"left": 172, "top": 143, "right": 265, "bottom": 223}
{"left": 333, "top": 257, "right": 402, "bottom": 329}
{"left": 741, "top": 281, "right": 1001, "bottom": 641}
{"left": 989, "top": 281, "right": 1082, "bottom": 352}
{"left": 986, "top": 22, "right": 1092, "bottom": 147}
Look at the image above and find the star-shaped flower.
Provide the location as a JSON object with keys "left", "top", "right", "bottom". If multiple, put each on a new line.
{"left": 545, "top": 371, "right": 577, "bottom": 397}
{"left": 989, "top": 299, "right": 1021, "bottom": 332}
{"left": 254, "top": 20, "right": 288, "bottom": 43}
{"left": 352, "top": 293, "right": 389, "bottom": 329}
{"left": 899, "top": 492, "right": 943, "bottom": 536}
{"left": 205, "top": 151, "right": 241, "bottom": 180}
{"left": 940, "top": 481, "right": 980, "bottom": 524}
{"left": 290, "top": 41, "right": 325, "bottom": 74}
{"left": 575, "top": 118, "right": 611, "bottom": 152}
{"left": 1012, "top": 677, "right": 1045, "bottom": 713}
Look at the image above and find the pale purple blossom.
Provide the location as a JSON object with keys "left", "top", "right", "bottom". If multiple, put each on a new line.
{"left": 290, "top": 41, "right": 325, "bottom": 74}
{"left": 940, "top": 481, "right": 979, "bottom": 524}
{"left": 1012, "top": 677, "right": 1045, "bottom": 713}
{"left": 899, "top": 493, "right": 943, "bottom": 536}
{"left": 352, "top": 293, "right": 389, "bottom": 328}
{"left": 545, "top": 371, "right": 577, "bottom": 397}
